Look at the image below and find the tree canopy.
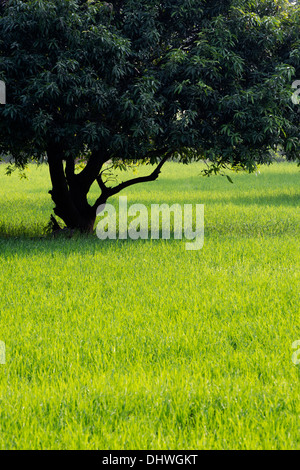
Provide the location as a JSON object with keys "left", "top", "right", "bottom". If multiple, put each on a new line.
{"left": 0, "top": 0, "right": 299, "bottom": 231}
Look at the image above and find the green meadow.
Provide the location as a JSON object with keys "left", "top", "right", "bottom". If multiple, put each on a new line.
{"left": 0, "top": 161, "right": 299, "bottom": 450}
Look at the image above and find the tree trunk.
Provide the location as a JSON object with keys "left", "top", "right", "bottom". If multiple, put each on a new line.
{"left": 47, "top": 144, "right": 99, "bottom": 233}
{"left": 46, "top": 145, "right": 170, "bottom": 234}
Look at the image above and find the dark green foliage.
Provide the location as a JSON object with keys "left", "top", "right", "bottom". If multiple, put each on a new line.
{"left": 0, "top": 0, "right": 299, "bottom": 229}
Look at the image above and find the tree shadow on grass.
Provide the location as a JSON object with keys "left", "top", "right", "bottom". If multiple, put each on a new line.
{"left": 0, "top": 235, "right": 191, "bottom": 259}
{"left": 224, "top": 192, "right": 300, "bottom": 207}
{"left": 134, "top": 188, "right": 300, "bottom": 207}
{"left": 154, "top": 168, "right": 299, "bottom": 186}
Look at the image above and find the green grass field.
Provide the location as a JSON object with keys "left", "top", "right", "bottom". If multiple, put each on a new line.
{"left": 0, "top": 161, "right": 299, "bottom": 450}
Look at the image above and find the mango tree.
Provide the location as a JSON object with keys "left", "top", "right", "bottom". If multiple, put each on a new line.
{"left": 0, "top": 0, "right": 299, "bottom": 232}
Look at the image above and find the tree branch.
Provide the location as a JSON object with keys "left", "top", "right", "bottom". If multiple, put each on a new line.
{"left": 65, "top": 156, "right": 75, "bottom": 186}
{"left": 96, "top": 171, "right": 108, "bottom": 195}
{"left": 93, "top": 151, "right": 172, "bottom": 209}
{"left": 76, "top": 149, "right": 108, "bottom": 194}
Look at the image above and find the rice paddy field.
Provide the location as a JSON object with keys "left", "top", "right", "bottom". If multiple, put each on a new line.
{"left": 0, "top": 161, "right": 299, "bottom": 450}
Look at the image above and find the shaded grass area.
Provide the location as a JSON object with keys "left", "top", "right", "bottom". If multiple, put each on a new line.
{"left": 0, "top": 162, "right": 299, "bottom": 449}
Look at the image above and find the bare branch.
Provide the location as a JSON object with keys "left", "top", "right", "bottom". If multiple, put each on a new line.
{"left": 96, "top": 172, "right": 108, "bottom": 194}
{"left": 76, "top": 149, "right": 108, "bottom": 193}
{"left": 65, "top": 156, "right": 75, "bottom": 186}
{"left": 93, "top": 151, "right": 172, "bottom": 209}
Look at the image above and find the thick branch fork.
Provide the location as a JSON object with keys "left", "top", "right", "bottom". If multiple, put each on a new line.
{"left": 94, "top": 152, "right": 172, "bottom": 209}
{"left": 47, "top": 143, "right": 171, "bottom": 233}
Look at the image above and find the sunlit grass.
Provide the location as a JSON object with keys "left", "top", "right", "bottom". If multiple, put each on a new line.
{"left": 0, "top": 162, "right": 299, "bottom": 449}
